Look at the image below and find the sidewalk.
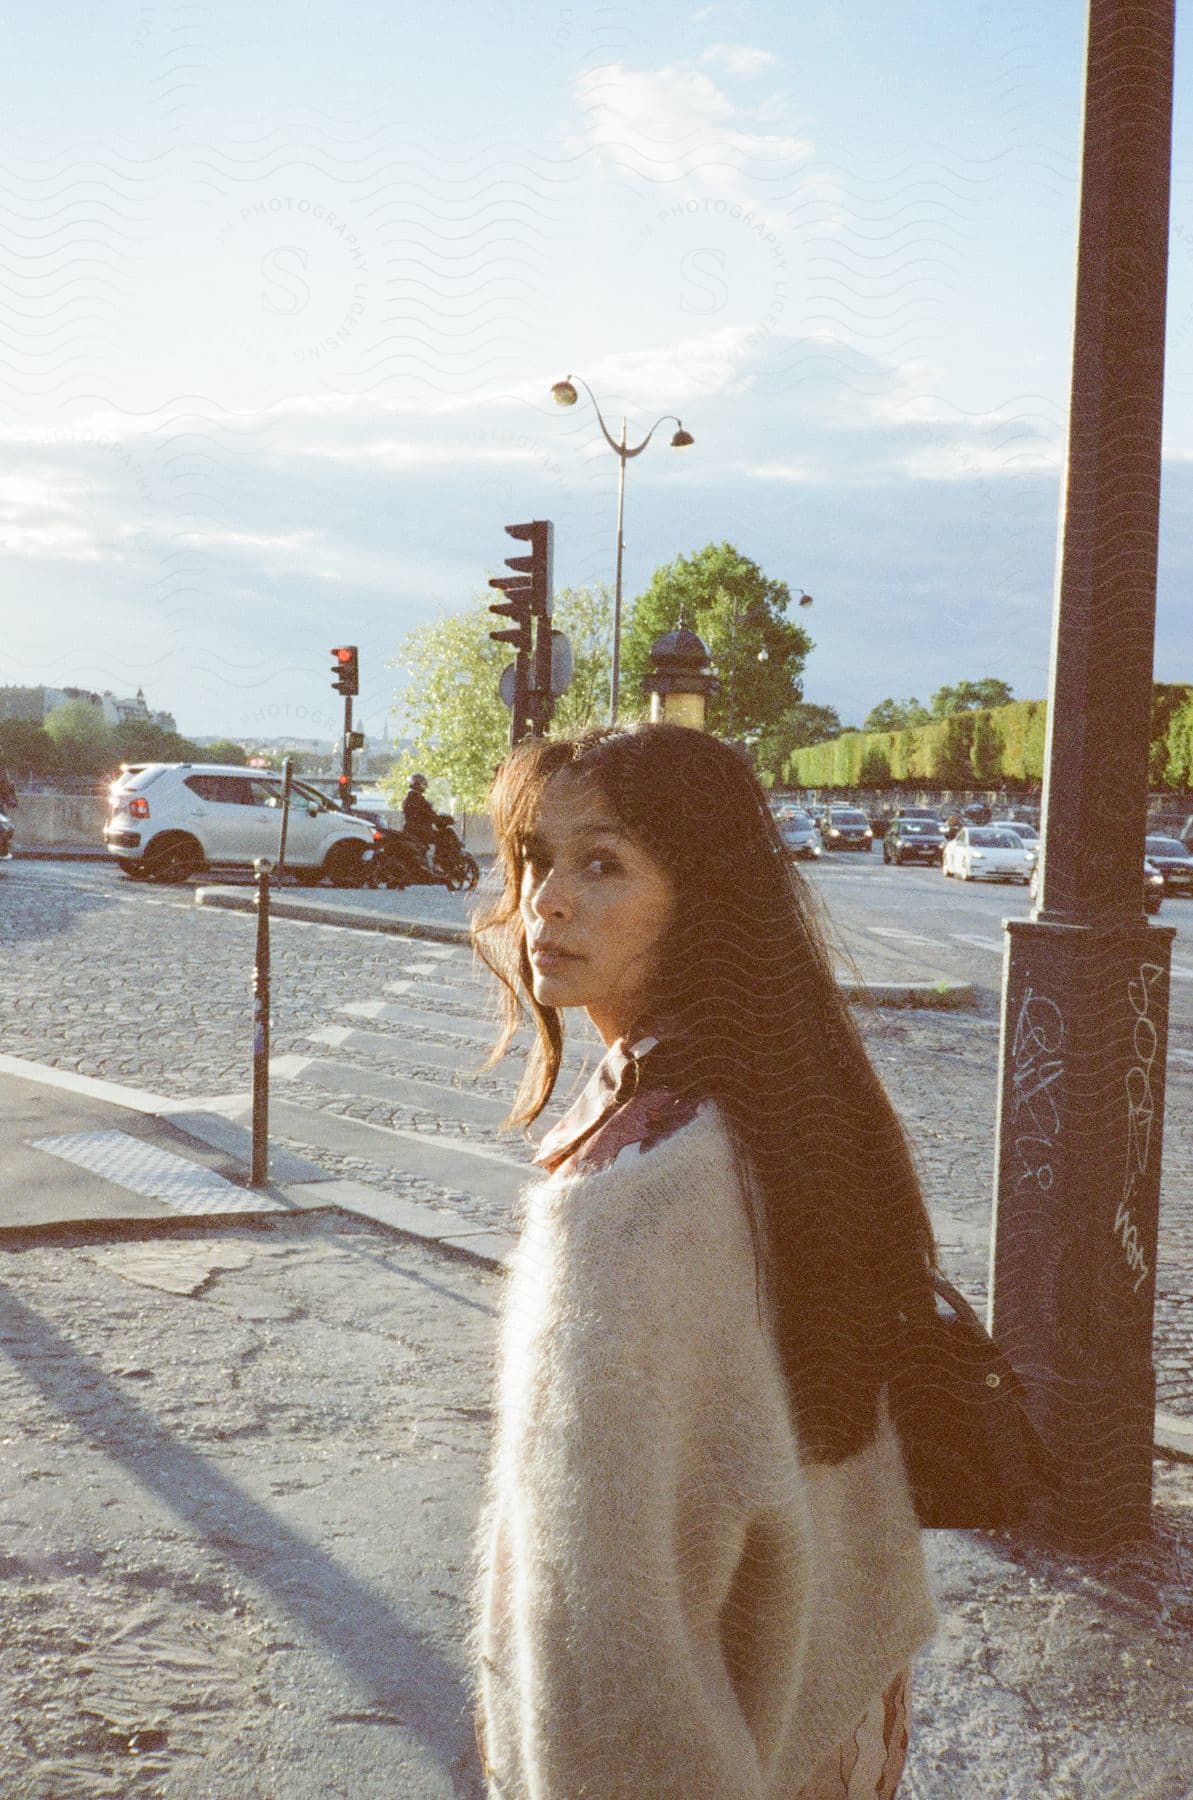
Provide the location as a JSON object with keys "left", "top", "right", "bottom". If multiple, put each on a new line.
{"left": 1, "top": 1058, "right": 1191, "bottom": 1797}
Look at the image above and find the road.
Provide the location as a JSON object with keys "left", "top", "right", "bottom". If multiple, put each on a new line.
{"left": 2, "top": 853, "right": 1190, "bottom": 1422}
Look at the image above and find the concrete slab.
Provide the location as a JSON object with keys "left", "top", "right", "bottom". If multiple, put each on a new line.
{"left": 0, "top": 1064, "right": 307, "bottom": 1235}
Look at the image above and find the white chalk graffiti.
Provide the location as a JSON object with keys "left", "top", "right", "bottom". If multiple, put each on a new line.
{"left": 1119, "top": 962, "right": 1163, "bottom": 1294}
{"left": 1010, "top": 986, "right": 1065, "bottom": 1192}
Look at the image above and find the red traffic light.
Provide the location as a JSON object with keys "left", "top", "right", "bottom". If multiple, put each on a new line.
{"left": 330, "top": 645, "right": 359, "bottom": 695}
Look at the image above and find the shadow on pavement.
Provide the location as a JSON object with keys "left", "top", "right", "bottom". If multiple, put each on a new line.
{"left": 0, "top": 1279, "right": 484, "bottom": 1795}
{"left": 0, "top": 864, "right": 132, "bottom": 947}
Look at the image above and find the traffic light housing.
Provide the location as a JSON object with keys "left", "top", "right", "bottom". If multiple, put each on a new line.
{"left": 489, "top": 521, "right": 554, "bottom": 743}
{"left": 330, "top": 646, "right": 359, "bottom": 696}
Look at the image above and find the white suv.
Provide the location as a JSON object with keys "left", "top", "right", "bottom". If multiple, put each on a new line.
{"left": 103, "top": 763, "right": 376, "bottom": 885}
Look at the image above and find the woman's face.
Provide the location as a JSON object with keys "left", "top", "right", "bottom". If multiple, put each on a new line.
{"left": 519, "top": 769, "right": 676, "bottom": 1046}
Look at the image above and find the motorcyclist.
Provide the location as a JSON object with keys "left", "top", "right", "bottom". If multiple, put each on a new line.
{"left": 402, "top": 773, "right": 450, "bottom": 867}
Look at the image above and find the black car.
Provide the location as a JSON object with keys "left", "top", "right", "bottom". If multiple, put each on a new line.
{"left": 820, "top": 807, "right": 874, "bottom": 851}
{"left": 884, "top": 817, "right": 947, "bottom": 865}
{"left": 960, "top": 802, "right": 993, "bottom": 827}
{"left": 776, "top": 809, "right": 823, "bottom": 860}
{"left": 1143, "top": 836, "right": 1193, "bottom": 896}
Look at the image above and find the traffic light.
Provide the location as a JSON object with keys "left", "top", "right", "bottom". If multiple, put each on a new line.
{"left": 487, "top": 591, "right": 532, "bottom": 655}
{"left": 488, "top": 521, "right": 552, "bottom": 645}
{"left": 489, "top": 521, "right": 554, "bottom": 744}
{"left": 330, "top": 646, "right": 359, "bottom": 696}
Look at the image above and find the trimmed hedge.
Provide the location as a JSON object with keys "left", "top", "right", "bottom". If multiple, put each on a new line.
{"left": 785, "top": 690, "right": 1193, "bottom": 791}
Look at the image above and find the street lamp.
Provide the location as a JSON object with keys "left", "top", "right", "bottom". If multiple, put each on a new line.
{"left": 552, "top": 373, "right": 693, "bottom": 722}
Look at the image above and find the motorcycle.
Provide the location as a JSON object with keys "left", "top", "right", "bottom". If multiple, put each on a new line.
{"left": 369, "top": 816, "right": 480, "bottom": 893}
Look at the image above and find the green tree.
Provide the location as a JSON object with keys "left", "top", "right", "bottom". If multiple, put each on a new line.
{"left": 858, "top": 744, "right": 892, "bottom": 787}
{"left": 111, "top": 720, "right": 206, "bottom": 765}
{"left": 0, "top": 718, "right": 58, "bottom": 777}
{"left": 970, "top": 709, "right": 1002, "bottom": 785}
{"left": 387, "top": 585, "right": 615, "bottom": 810}
{"left": 620, "top": 543, "right": 812, "bottom": 739}
{"left": 1149, "top": 683, "right": 1193, "bottom": 789}
{"left": 44, "top": 700, "right": 117, "bottom": 775}
{"left": 755, "top": 703, "right": 844, "bottom": 783}
{"left": 931, "top": 679, "right": 1014, "bottom": 717}
{"left": 862, "top": 697, "right": 932, "bottom": 732}
{"left": 203, "top": 739, "right": 250, "bottom": 766}
{"left": 550, "top": 584, "right": 615, "bottom": 734}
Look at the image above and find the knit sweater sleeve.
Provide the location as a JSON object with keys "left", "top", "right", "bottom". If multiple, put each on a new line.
{"left": 481, "top": 1105, "right": 810, "bottom": 1800}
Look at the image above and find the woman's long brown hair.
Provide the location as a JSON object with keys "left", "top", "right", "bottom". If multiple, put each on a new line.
{"left": 471, "top": 724, "right": 939, "bottom": 1464}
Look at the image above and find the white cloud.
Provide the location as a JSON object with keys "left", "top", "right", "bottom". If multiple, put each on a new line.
{"left": 573, "top": 60, "right": 812, "bottom": 197}
{"left": 291, "top": 439, "right": 548, "bottom": 470}
{"left": 699, "top": 45, "right": 778, "bottom": 76}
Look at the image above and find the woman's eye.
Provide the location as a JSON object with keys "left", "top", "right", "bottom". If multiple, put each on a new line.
{"left": 587, "top": 856, "right": 621, "bottom": 876}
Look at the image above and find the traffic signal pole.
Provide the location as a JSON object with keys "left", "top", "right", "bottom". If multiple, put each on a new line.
{"left": 330, "top": 646, "right": 359, "bottom": 805}
{"left": 341, "top": 694, "right": 353, "bottom": 804}
{"left": 990, "top": 0, "right": 1176, "bottom": 1551}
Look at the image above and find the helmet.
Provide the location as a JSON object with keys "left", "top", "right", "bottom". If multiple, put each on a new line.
{"left": 410, "top": 773, "right": 428, "bottom": 790}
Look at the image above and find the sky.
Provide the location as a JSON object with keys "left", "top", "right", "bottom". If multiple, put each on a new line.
{"left": 1, "top": 1, "right": 1191, "bottom": 743}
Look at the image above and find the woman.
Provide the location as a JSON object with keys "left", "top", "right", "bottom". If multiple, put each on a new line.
{"left": 469, "top": 724, "right": 939, "bottom": 1799}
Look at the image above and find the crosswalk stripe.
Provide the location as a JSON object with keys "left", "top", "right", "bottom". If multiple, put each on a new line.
{"left": 290, "top": 1057, "right": 517, "bottom": 1129}
{"left": 869, "top": 927, "right": 939, "bottom": 946}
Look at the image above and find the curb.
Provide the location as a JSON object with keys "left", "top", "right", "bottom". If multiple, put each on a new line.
{"left": 11, "top": 847, "right": 110, "bottom": 861}
{"left": 192, "top": 889, "right": 978, "bottom": 1009}
{"left": 194, "top": 885, "right": 471, "bottom": 946}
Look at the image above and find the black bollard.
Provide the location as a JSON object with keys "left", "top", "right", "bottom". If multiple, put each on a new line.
{"left": 251, "top": 857, "right": 272, "bottom": 1186}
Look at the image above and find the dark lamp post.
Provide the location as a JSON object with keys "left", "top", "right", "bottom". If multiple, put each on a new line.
{"left": 990, "top": 0, "right": 1176, "bottom": 1552}
{"left": 551, "top": 372, "right": 694, "bottom": 722}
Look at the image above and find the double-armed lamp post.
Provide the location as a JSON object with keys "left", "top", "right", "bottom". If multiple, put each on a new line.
{"left": 551, "top": 374, "right": 693, "bottom": 723}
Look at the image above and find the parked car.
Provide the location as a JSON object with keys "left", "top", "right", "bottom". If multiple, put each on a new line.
{"left": 819, "top": 806, "right": 874, "bottom": 851}
{"left": 0, "top": 810, "right": 12, "bottom": 859}
{"left": 776, "top": 809, "right": 823, "bottom": 860}
{"left": 884, "top": 817, "right": 947, "bottom": 865}
{"left": 942, "top": 826, "right": 1033, "bottom": 884}
{"left": 959, "top": 802, "right": 993, "bottom": 827}
{"left": 103, "top": 763, "right": 377, "bottom": 884}
{"left": 1143, "top": 835, "right": 1193, "bottom": 896}
{"left": 1029, "top": 856, "right": 1164, "bottom": 915}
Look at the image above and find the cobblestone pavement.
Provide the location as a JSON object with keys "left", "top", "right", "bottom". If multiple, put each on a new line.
{"left": 1, "top": 1216, "right": 1188, "bottom": 1800}
{"left": 1, "top": 862, "right": 1190, "bottom": 1418}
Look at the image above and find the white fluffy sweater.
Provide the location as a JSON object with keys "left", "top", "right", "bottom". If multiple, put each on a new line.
{"left": 472, "top": 1101, "right": 937, "bottom": 1799}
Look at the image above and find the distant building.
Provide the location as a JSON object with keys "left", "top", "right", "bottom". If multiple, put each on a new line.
{"left": 0, "top": 684, "right": 175, "bottom": 733}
